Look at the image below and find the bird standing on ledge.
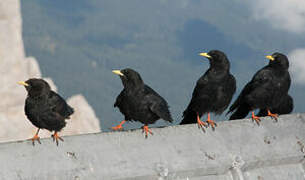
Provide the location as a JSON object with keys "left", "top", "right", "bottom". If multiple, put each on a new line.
{"left": 112, "top": 68, "right": 173, "bottom": 138}
{"left": 18, "top": 78, "right": 74, "bottom": 146}
{"left": 228, "top": 52, "right": 291, "bottom": 124}
{"left": 180, "top": 50, "right": 236, "bottom": 130}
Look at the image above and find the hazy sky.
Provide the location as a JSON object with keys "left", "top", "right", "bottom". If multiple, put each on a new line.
{"left": 21, "top": 0, "right": 305, "bottom": 131}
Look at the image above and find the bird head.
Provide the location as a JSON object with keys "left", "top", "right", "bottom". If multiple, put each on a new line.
{"left": 18, "top": 78, "right": 51, "bottom": 98}
{"left": 266, "top": 52, "right": 289, "bottom": 70}
{"left": 199, "top": 50, "right": 230, "bottom": 71}
{"left": 112, "top": 68, "right": 144, "bottom": 89}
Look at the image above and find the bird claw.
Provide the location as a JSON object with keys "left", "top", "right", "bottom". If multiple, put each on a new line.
{"left": 252, "top": 116, "right": 261, "bottom": 126}
{"left": 197, "top": 123, "right": 206, "bottom": 132}
{"left": 142, "top": 125, "right": 153, "bottom": 138}
{"left": 52, "top": 132, "right": 64, "bottom": 146}
{"left": 267, "top": 111, "right": 278, "bottom": 122}
{"left": 111, "top": 125, "right": 124, "bottom": 131}
{"left": 207, "top": 119, "right": 217, "bottom": 131}
{"left": 196, "top": 115, "right": 207, "bottom": 132}
{"left": 30, "top": 134, "right": 41, "bottom": 146}
{"left": 111, "top": 120, "right": 126, "bottom": 131}
{"left": 251, "top": 112, "right": 261, "bottom": 126}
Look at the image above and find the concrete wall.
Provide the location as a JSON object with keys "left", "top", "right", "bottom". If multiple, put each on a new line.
{"left": 0, "top": 113, "right": 304, "bottom": 180}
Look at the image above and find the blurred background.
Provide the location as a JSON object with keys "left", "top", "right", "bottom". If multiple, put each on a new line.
{"left": 20, "top": 0, "right": 305, "bottom": 131}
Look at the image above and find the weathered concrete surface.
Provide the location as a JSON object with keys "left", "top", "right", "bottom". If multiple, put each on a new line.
{"left": 0, "top": 114, "right": 304, "bottom": 180}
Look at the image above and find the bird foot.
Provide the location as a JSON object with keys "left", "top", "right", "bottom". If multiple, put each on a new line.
{"left": 30, "top": 134, "right": 41, "bottom": 146}
{"left": 197, "top": 116, "right": 207, "bottom": 132}
{"left": 267, "top": 110, "right": 278, "bottom": 122}
{"left": 142, "top": 125, "right": 153, "bottom": 138}
{"left": 111, "top": 120, "right": 126, "bottom": 131}
{"left": 252, "top": 113, "right": 261, "bottom": 125}
{"left": 51, "top": 132, "right": 64, "bottom": 146}
{"left": 206, "top": 119, "right": 217, "bottom": 130}
{"left": 112, "top": 124, "right": 124, "bottom": 131}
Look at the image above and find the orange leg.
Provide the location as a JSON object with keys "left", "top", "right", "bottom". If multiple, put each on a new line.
{"left": 142, "top": 125, "right": 153, "bottom": 138}
{"left": 30, "top": 128, "right": 41, "bottom": 146}
{"left": 267, "top": 110, "right": 278, "bottom": 121}
{"left": 197, "top": 112, "right": 207, "bottom": 131}
{"left": 112, "top": 120, "right": 126, "bottom": 131}
{"left": 206, "top": 113, "right": 217, "bottom": 130}
{"left": 52, "top": 131, "right": 64, "bottom": 146}
{"left": 252, "top": 111, "right": 261, "bottom": 125}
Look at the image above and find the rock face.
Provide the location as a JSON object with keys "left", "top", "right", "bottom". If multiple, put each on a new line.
{"left": 65, "top": 95, "right": 101, "bottom": 135}
{"left": 0, "top": 0, "right": 101, "bottom": 143}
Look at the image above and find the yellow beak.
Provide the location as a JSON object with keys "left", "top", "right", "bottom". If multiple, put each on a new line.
{"left": 266, "top": 55, "right": 275, "bottom": 61}
{"left": 199, "top": 52, "right": 212, "bottom": 59}
{"left": 18, "top": 81, "right": 29, "bottom": 86}
{"left": 112, "top": 70, "right": 124, "bottom": 76}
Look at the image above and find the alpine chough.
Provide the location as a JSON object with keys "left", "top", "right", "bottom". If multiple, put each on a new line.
{"left": 112, "top": 68, "right": 173, "bottom": 138}
{"left": 227, "top": 52, "right": 291, "bottom": 124}
{"left": 18, "top": 78, "right": 74, "bottom": 145}
{"left": 180, "top": 50, "right": 236, "bottom": 130}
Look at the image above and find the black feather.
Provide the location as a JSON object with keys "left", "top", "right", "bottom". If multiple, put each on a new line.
{"left": 23, "top": 78, "right": 74, "bottom": 132}
{"left": 180, "top": 50, "right": 236, "bottom": 124}
{"left": 114, "top": 68, "right": 173, "bottom": 126}
{"left": 257, "top": 94, "right": 293, "bottom": 117}
{"left": 228, "top": 52, "right": 291, "bottom": 120}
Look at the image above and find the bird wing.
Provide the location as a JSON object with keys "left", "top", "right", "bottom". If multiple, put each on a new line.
{"left": 39, "top": 106, "right": 66, "bottom": 129}
{"left": 144, "top": 86, "right": 173, "bottom": 123}
{"left": 228, "top": 103, "right": 251, "bottom": 120}
{"left": 191, "top": 75, "right": 209, "bottom": 99}
{"left": 180, "top": 76, "right": 211, "bottom": 124}
{"left": 184, "top": 75, "right": 212, "bottom": 113}
{"left": 227, "top": 82, "right": 252, "bottom": 115}
{"left": 48, "top": 91, "right": 74, "bottom": 118}
{"left": 228, "top": 68, "right": 274, "bottom": 115}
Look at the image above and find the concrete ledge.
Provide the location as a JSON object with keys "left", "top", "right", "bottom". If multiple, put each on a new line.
{"left": 0, "top": 114, "right": 305, "bottom": 180}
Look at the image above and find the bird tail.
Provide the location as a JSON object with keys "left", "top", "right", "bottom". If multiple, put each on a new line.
{"left": 180, "top": 109, "right": 197, "bottom": 125}
{"left": 161, "top": 110, "right": 174, "bottom": 123}
{"left": 226, "top": 97, "right": 240, "bottom": 116}
{"left": 162, "top": 107, "right": 174, "bottom": 123}
{"left": 155, "top": 102, "right": 173, "bottom": 123}
{"left": 228, "top": 103, "right": 250, "bottom": 120}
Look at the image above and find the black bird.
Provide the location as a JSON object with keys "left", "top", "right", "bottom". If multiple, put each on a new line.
{"left": 227, "top": 52, "right": 291, "bottom": 124}
{"left": 18, "top": 78, "right": 74, "bottom": 145}
{"left": 180, "top": 50, "right": 236, "bottom": 130}
{"left": 112, "top": 68, "right": 173, "bottom": 138}
{"left": 257, "top": 94, "right": 293, "bottom": 117}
